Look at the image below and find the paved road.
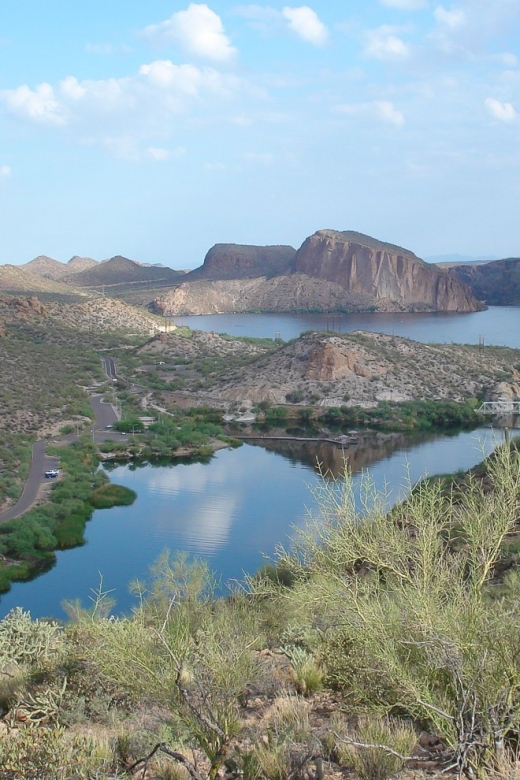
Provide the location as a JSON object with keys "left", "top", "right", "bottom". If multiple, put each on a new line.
{"left": 0, "top": 441, "right": 61, "bottom": 523}
{"left": 0, "top": 359, "right": 127, "bottom": 524}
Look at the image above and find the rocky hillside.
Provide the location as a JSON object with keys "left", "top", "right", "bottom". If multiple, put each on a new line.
{"left": 138, "top": 328, "right": 520, "bottom": 409}
{"left": 207, "top": 331, "right": 517, "bottom": 406}
{"left": 151, "top": 275, "right": 376, "bottom": 315}
{"left": 185, "top": 243, "right": 296, "bottom": 280}
{"left": 0, "top": 265, "right": 86, "bottom": 296}
{"left": 0, "top": 293, "right": 173, "bottom": 335}
{"left": 23, "top": 254, "right": 98, "bottom": 279}
{"left": 66, "top": 255, "right": 183, "bottom": 288}
{"left": 449, "top": 257, "right": 520, "bottom": 305}
{"left": 152, "top": 230, "right": 483, "bottom": 315}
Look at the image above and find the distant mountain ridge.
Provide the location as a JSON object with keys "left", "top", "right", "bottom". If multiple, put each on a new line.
{"left": 448, "top": 257, "right": 520, "bottom": 305}
{"left": 23, "top": 255, "right": 98, "bottom": 280}
{"left": 62, "top": 255, "right": 185, "bottom": 288}
{"left": 426, "top": 253, "right": 498, "bottom": 265}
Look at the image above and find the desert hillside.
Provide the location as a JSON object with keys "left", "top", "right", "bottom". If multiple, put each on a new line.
{"left": 0, "top": 265, "right": 87, "bottom": 296}
{"left": 23, "top": 254, "right": 98, "bottom": 279}
{"left": 0, "top": 293, "right": 172, "bottom": 335}
{"left": 137, "top": 329, "right": 520, "bottom": 409}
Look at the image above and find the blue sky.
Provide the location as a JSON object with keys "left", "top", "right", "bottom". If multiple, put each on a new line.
{"left": 1, "top": 1, "right": 519, "bottom": 268}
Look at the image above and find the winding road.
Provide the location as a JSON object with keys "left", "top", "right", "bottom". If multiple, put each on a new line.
{"left": 0, "top": 361, "right": 125, "bottom": 524}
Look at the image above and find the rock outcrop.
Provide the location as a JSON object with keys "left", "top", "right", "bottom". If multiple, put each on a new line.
{"left": 294, "top": 230, "right": 482, "bottom": 312}
{"left": 448, "top": 257, "right": 520, "bottom": 305}
{"left": 185, "top": 243, "right": 296, "bottom": 281}
{"left": 152, "top": 230, "right": 483, "bottom": 315}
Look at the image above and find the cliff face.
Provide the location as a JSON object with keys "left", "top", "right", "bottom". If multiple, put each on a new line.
{"left": 294, "top": 230, "right": 483, "bottom": 312}
{"left": 151, "top": 230, "right": 484, "bottom": 315}
{"left": 185, "top": 243, "right": 296, "bottom": 281}
{"left": 449, "top": 258, "right": 520, "bottom": 305}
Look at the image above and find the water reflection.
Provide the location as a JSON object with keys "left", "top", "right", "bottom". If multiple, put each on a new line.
{"left": 0, "top": 427, "right": 516, "bottom": 620}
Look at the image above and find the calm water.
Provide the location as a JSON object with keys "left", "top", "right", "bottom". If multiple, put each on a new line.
{"left": 172, "top": 306, "right": 519, "bottom": 347}
{"left": 1, "top": 428, "right": 513, "bottom": 621}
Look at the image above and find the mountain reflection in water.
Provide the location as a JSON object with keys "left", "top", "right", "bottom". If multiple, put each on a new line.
{"left": 0, "top": 427, "right": 516, "bottom": 620}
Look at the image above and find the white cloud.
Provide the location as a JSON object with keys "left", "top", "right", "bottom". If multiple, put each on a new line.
{"left": 142, "top": 4, "right": 237, "bottom": 62}
{"left": 1, "top": 82, "right": 65, "bottom": 124}
{"left": 335, "top": 100, "right": 405, "bottom": 126}
{"left": 485, "top": 98, "right": 516, "bottom": 122}
{"left": 364, "top": 25, "right": 410, "bottom": 59}
{"left": 146, "top": 146, "right": 186, "bottom": 160}
{"left": 0, "top": 60, "right": 243, "bottom": 159}
{"left": 60, "top": 76, "right": 86, "bottom": 101}
{"left": 0, "top": 165, "right": 11, "bottom": 177}
{"left": 281, "top": 6, "right": 329, "bottom": 46}
{"left": 434, "top": 5, "right": 465, "bottom": 27}
{"left": 380, "top": 0, "right": 428, "bottom": 8}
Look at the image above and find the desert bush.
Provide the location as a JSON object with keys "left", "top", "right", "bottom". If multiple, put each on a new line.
{"left": 265, "top": 442, "right": 520, "bottom": 776}
{"left": 333, "top": 716, "right": 417, "bottom": 780}
{"left": 77, "top": 553, "right": 266, "bottom": 779}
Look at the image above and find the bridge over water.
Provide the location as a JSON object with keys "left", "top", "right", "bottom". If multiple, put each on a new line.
{"left": 477, "top": 401, "right": 520, "bottom": 415}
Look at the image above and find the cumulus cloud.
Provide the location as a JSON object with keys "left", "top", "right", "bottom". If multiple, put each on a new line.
{"left": 485, "top": 98, "right": 516, "bottom": 122}
{"left": 380, "top": 0, "right": 428, "bottom": 8}
{"left": 0, "top": 165, "right": 11, "bottom": 177}
{"left": 434, "top": 5, "right": 465, "bottom": 27}
{"left": 0, "top": 60, "right": 243, "bottom": 159}
{"left": 1, "top": 82, "right": 65, "bottom": 124}
{"left": 335, "top": 100, "right": 405, "bottom": 126}
{"left": 364, "top": 25, "right": 410, "bottom": 59}
{"left": 142, "top": 4, "right": 237, "bottom": 62}
{"left": 281, "top": 6, "right": 329, "bottom": 46}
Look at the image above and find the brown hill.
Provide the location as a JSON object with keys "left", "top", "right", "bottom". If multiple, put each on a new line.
{"left": 0, "top": 265, "right": 86, "bottom": 295}
{"left": 152, "top": 230, "right": 483, "bottom": 315}
{"left": 185, "top": 243, "right": 296, "bottom": 281}
{"left": 65, "top": 255, "right": 184, "bottom": 288}
{"left": 138, "top": 329, "right": 520, "bottom": 409}
{"left": 0, "top": 291, "right": 172, "bottom": 335}
{"left": 23, "top": 254, "right": 98, "bottom": 280}
{"left": 449, "top": 257, "right": 520, "bottom": 305}
{"left": 23, "top": 255, "right": 64, "bottom": 280}
{"left": 66, "top": 255, "right": 98, "bottom": 274}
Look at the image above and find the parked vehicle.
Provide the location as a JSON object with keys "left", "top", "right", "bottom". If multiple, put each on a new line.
{"left": 44, "top": 469, "right": 59, "bottom": 479}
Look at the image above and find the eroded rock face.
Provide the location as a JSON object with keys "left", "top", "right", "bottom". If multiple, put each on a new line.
{"left": 186, "top": 244, "right": 296, "bottom": 281}
{"left": 151, "top": 230, "right": 484, "bottom": 314}
{"left": 294, "top": 230, "right": 483, "bottom": 312}
{"left": 305, "top": 340, "right": 387, "bottom": 381}
{"left": 449, "top": 258, "right": 520, "bottom": 305}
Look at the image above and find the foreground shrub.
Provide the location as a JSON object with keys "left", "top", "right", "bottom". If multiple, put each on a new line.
{"left": 265, "top": 442, "right": 520, "bottom": 777}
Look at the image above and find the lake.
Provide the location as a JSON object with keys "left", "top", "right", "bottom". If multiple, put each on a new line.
{"left": 2, "top": 306, "right": 519, "bottom": 620}
{"left": 0, "top": 427, "right": 514, "bottom": 621}
{"left": 171, "top": 306, "right": 519, "bottom": 347}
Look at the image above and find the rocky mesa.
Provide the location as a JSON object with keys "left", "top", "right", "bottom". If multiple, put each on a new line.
{"left": 151, "top": 230, "right": 483, "bottom": 315}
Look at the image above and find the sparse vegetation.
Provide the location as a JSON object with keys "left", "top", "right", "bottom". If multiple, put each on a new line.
{"left": 1, "top": 442, "right": 520, "bottom": 780}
